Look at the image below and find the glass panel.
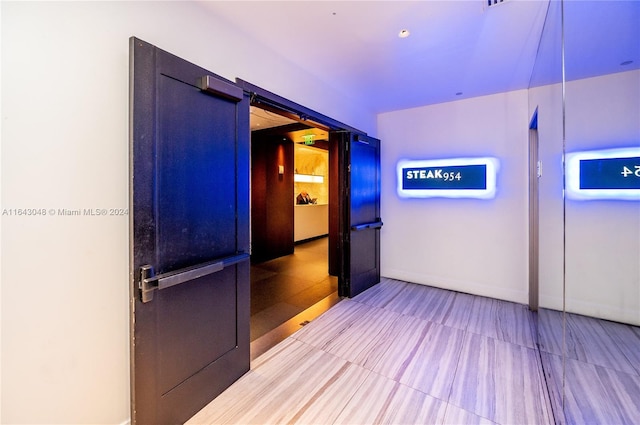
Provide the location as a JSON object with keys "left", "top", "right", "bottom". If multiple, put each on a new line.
{"left": 562, "top": 1, "right": 640, "bottom": 423}
{"left": 530, "top": 1, "right": 640, "bottom": 423}
{"left": 527, "top": 0, "right": 565, "bottom": 421}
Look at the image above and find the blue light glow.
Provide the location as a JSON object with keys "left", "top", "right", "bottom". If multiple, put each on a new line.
{"left": 566, "top": 147, "right": 640, "bottom": 201}
{"left": 397, "top": 157, "right": 499, "bottom": 199}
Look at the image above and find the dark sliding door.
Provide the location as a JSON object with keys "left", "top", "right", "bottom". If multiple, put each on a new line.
{"left": 335, "top": 132, "right": 383, "bottom": 297}
{"left": 129, "top": 37, "right": 250, "bottom": 425}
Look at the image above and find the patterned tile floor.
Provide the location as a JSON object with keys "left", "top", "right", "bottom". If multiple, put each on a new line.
{"left": 189, "top": 278, "right": 570, "bottom": 424}
{"left": 539, "top": 308, "right": 640, "bottom": 424}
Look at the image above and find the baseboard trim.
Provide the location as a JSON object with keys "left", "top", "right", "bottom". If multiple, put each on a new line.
{"left": 382, "top": 269, "right": 528, "bottom": 305}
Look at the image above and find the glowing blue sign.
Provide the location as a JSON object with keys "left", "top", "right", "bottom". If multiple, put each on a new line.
{"left": 397, "top": 157, "right": 499, "bottom": 199}
{"left": 566, "top": 147, "right": 640, "bottom": 200}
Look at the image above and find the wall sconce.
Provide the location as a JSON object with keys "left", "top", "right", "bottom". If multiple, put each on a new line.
{"left": 294, "top": 174, "right": 324, "bottom": 183}
{"left": 278, "top": 165, "right": 284, "bottom": 175}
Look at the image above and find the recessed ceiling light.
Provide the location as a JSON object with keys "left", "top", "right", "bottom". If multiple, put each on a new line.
{"left": 398, "top": 29, "right": 410, "bottom": 38}
{"left": 621, "top": 60, "right": 633, "bottom": 66}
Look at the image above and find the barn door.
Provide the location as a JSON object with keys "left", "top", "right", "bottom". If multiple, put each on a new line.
{"left": 335, "top": 132, "right": 383, "bottom": 297}
{"left": 129, "top": 37, "right": 250, "bottom": 425}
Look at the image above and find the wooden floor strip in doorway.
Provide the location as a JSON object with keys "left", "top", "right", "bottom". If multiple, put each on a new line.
{"left": 250, "top": 292, "right": 341, "bottom": 361}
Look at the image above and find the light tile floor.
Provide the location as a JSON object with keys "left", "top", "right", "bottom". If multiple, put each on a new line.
{"left": 539, "top": 308, "right": 640, "bottom": 424}
{"left": 189, "top": 278, "right": 558, "bottom": 424}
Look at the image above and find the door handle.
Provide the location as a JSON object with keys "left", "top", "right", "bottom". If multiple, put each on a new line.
{"left": 351, "top": 220, "right": 384, "bottom": 231}
{"left": 139, "top": 252, "right": 249, "bottom": 303}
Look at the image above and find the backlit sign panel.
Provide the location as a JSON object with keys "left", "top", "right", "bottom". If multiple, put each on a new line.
{"left": 397, "top": 157, "right": 499, "bottom": 199}
{"left": 566, "top": 147, "right": 640, "bottom": 200}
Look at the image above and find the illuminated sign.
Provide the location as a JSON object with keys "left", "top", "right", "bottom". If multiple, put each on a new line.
{"left": 397, "top": 157, "right": 499, "bottom": 199}
{"left": 566, "top": 147, "right": 640, "bottom": 200}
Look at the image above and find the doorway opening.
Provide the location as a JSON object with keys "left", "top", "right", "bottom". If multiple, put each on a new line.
{"left": 529, "top": 108, "right": 539, "bottom": 312}
{"left": 248, "top": 105, "right": 339, "bottom": 359}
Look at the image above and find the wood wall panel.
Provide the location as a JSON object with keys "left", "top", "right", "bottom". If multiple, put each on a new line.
{"left": 251, "top": 133, "right": 294, "bottom": 263}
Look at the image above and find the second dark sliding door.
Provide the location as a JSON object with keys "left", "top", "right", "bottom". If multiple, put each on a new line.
{"left": 335, "top": 132, "right": 383, "bottom": 298}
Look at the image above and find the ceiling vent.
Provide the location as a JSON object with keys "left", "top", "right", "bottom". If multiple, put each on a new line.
{"left": 485, "top": 0, "right": 509, "bottom": 8}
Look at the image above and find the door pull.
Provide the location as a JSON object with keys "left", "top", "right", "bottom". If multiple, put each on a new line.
{"left": 138, "top": 252, "right": 249, "bottom": 303}
{"left": 351, "top": 220, "right": 384, "bottom": 231}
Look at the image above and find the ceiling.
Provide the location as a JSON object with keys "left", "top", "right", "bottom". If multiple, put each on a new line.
{"left": 203, "top": 1, "right": 639, "bottom": 115}
{"left": 250, "top": 106, "right": 298, "bottom": 130}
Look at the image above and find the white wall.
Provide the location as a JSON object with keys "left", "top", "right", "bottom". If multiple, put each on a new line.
{"left": 379, "top": 71, "right": 639, "bottom": 324}
{"left": 378, "top": 90, "right": 530, "bottom": 304}
{"left": 563, "top": 71, "right": 640, "bottom": 325}
{"left": 1, "top": 2, "right": 375, "bottom": 424}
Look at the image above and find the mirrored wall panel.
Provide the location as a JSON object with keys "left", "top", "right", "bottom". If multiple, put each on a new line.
{"left": 527, "top": 0, "right": 565, "bottom": 420}
{"left": 562, "top": 1, "right": 640, "bottom": 423}
{"left": 529, "top": 1, "right": 640, "bottom": 423}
